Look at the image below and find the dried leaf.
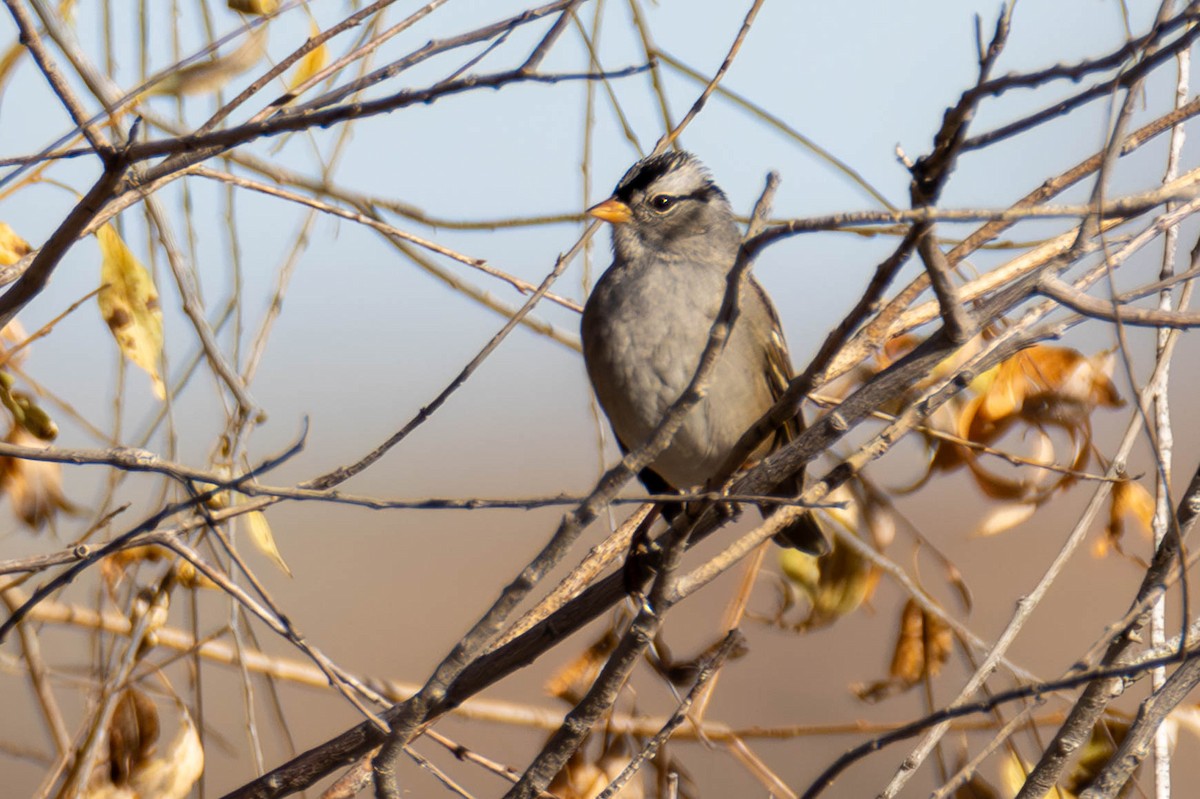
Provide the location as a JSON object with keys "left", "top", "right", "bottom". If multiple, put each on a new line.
{"left": 997, "top": 720, "right": 1127, "bottom": 798}
{"left": 244, "top": 507, "right": 291, "bottom": 576}
{"left": 0, "top": 222, "right": 31, "bottom": 265}
{"left": 783, "top": 536, "right": 878, "bottom": 629}
{"left": 892, "top": 600, "right": 951, "bottom": 681}
{"left": 228, "top": 0, "right": 278, "bottom": 13}
{"left": 288, "top": 23, "right": 328, "bottom": 91}
{"left": 90, "top": 704, "right": 205, "bottom": 799}
{"left": 97, "top": 224, "right": 165, "bottom": 399}
{"left": 778, "top": 548, "right": 820, "bottom": 594}
{"left": 0, "top": 424, "right": 76, "bottom": 530}
{"left": 855, "top": 599, "right": 952, "bottom": 702}
{"left": 976, "top": 345, "right": 1122, "bottom": 434}
{"left": 972, "top": 501, "right": 1037, "bottom": 538}
{"left": 0, "top": 371, "right": 57, "bottom": 440}
{"left": 1100, "top": 478, "right": 1155, "bottom": 557}
{"left": 999, "top": 754, "right": 1077, "bottom": 799}
{"left": 173, "top": 558, "right": 219, "bottom": 590}
{"left": 916, "top": 345, "right": 1121, "bottom": 507}
{"left": 1063, "top": 719, "right": 1128, "bottom": 795}
{"left": 149, "top": 25, "right": 268, "bottom": 96}
{"left": 953, "top": 774, "right": 999, "bottom": 799}
{"left": 944, "top": 560, "right": 973, "bottom": 613}
{"left": 108, "top": 688, "right": 160, "bottom": 785}
{"left": 0, "top": 40, "right": 26, "bottom": 104}
{"left": 545, "top": 629, "right": 617, "bottom": 703}
{"left": 101, "top": 545, "right": 168, "bottom": 596}
{"left": 549, "top": 737, "right": 643, "bottom": 799}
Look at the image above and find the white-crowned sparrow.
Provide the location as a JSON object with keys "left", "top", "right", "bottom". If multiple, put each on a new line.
{"left": 582, "top": 151, "right": 828, "bottom": 555}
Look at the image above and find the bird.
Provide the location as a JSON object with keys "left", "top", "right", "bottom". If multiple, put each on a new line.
{"left": 581, "top": 150, "right": 829, "bottom": 555}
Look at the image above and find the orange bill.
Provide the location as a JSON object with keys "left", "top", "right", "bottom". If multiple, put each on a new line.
{"left": 587, "top": 198, "right": 632, "bottom": 224}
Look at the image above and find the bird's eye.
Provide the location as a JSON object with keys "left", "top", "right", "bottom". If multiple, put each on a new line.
{"left": 649, "top": 194, "right": 675, "bottom": 212}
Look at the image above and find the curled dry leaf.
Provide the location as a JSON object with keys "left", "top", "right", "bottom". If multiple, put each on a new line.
{"left": 878, "top": 337, "right": 1122, "bottom": 539}
{"left": 1096, "top": 478, "right": 1155, "bottom": 558}
{"left": 96, "top": 224, "right": 165, "bottom": 400}
{"left": 854, "top": 599, "right": 951, "bottom": 703}
{"left": 0, "top": 424, "right": 76, "bottom": 530}
{"left": 780, "top": 534, "right": 878, "bottom": 630}
{"left": 102, "top": 545, "right": 219, "bottom": 595}
{"left": 107, "top": 688, "right": 160, "bottom": 785}
{"left": 88, "top": 702, "right": 204, "bottom": 799}
{"left": 147, "top": 25, "right": 268, "bottom": 96}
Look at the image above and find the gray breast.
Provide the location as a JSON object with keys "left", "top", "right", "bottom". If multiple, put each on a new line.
{"left": 582, "top": 260, "right": 774, "bottom": 488}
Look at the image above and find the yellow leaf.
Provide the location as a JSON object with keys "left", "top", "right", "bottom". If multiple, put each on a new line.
{"left": 97, "top": 224, "right": 165, "bottom": 399}
{"left": 245, "top": 507, "right": 291, "bottom": 576}
{"left": 289, "top": 23, "right": 328, "bottom": 91}
{"left": 784, "top": 535, "right": 877, "bottom": 629}
{"left": 0, "top": 222, "right": 31, "bottom": 265}
{"left": 228, "top": 0, "right": 278, "bottom": 13}
{"left": 1000, "top": 754, "right": 1077, "bottom": 799}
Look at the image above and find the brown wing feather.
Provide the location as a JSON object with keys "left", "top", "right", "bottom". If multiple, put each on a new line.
{"left": 749, "top": 279, "right": 830, "bottom": 555}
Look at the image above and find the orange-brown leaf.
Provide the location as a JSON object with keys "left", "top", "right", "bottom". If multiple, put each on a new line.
{"left": 1101, "top": 478, "right": 1156, "bottom": 557}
